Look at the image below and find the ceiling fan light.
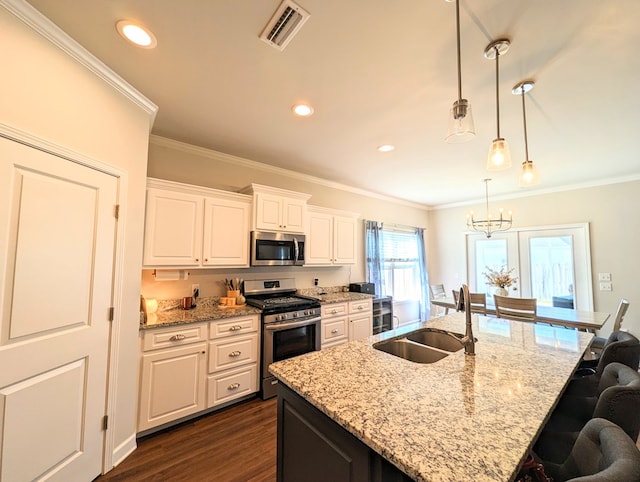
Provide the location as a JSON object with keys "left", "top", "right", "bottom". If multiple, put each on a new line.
{"left": 486, "top": 138, "right": 512, "bottom": 170}
{"left": 446, "top": 99, "right": 475, "bottom": 143}
{"left": 519, "top": 160, "right": 539, "bottom": 186}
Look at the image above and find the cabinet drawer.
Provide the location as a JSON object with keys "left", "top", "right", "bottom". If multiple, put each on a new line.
{"left": 349, "top": 299, "right": 372, "bottom": 313}
{"left": 207, "top": 364, "right": 258, "bottom": 407}
{"left": 142, "top": 323, "right": 207, "bottom": 351}
{"left": 322, "top": 317, "right": 348, "bottom": 345}
{"left": 209, "top": 315, "right": 259, "bottom": 339}
{"left": 208, "top": 334, "right": 258, "bottom": 372}
{"left": 321, "top": 302, "right": 348, "bottom": 318}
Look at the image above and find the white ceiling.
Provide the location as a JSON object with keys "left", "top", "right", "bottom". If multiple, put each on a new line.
{"left": 27, "top": 0, "right": 640, "bottom": 207}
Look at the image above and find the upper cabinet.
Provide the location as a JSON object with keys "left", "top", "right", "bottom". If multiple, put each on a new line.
{"left": 241, "top": 184, "right": 310, "bottom": 234}
{"left": 306, "top": 206, "right": 359, "bottom": 266}
{"left": 143, "top": 178, "right": 251, "bottom": 268}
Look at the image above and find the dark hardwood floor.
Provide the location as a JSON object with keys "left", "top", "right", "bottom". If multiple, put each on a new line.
{"left": 96, "top": 397, "right": 277, "bottom": 482}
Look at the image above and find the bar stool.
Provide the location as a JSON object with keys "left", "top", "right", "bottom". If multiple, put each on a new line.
{"left": 541, "top": 418, "right": 640, "bottom": 482}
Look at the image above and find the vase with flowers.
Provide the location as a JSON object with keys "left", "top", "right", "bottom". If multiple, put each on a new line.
{"left": 483, "top": 266, "right": 517, "bottom": 296}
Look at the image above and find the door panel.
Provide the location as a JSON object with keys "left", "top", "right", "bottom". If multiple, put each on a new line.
{"left": 0, "top": 137, "right": 117, "bottom": 481}
{"left": 467, "top": 232, "right": 518, "bottom": 295}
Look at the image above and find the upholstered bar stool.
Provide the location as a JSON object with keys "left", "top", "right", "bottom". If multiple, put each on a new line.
{"left": 541, "top": 418, "right": 640, "bottom": 482}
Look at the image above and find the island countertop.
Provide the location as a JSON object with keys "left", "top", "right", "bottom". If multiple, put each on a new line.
{"left": 269, "top": 313, "right": 593, "bottom": 482}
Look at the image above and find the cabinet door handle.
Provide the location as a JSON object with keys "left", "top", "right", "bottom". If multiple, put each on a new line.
{"left": 169, "top": 334, "right": 186, "bottom": 341}
{"left": 204, "top": 258, "right": 208, "bottom": 262}
{"left": 229, "top": 325, "right": 242, "bottom": 331}
{"left": 331, "top": 329, "right": 338, "bottom": 334}
{"left": 331, "top": 309, "right": 337, "bottom": 314}
{"left": 357, "top": 306, "right": 364, "bottom": 310}
{"left": 229, "top": 350, "right": 242, "bottom": 357}
{"left": 227, "top": 383, "right": 241, "bottom": 391}
{"left": 195, "top": 258, "right": 199, "bottom": 262}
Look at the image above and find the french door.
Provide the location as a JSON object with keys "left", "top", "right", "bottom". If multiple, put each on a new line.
{"left": 466, "top": 224, "right": 593, "bottom": 310}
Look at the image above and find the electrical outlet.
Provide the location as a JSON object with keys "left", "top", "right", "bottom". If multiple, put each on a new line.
{"left": 598, "top": 273, "right": 611, "bottom": 281}
{"left": 313, "top": 278, "right": 319, "bottom": 286}
{"left": 192, "top": 283, "right": 200, "bottom": 299}
{"left": 599, "top": 282, "right": 612, "bottom": 291}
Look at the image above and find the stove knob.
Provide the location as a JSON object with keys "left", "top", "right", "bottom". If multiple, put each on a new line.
{"left": 293, "top": 312, "right": 298, "bottom": 318}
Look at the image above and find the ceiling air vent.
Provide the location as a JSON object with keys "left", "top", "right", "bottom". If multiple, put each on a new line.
{"left": 260, "top": 0, "right": 310, "bottom": 51}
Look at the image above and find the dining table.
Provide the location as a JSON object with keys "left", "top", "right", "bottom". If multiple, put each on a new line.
{"left": 431, "top": 296, "right": 610, "bottom": 332}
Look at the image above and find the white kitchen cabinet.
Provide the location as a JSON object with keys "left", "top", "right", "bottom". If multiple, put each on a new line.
{"left": 138, "top": 314, "right": 260, "bottom": 433}
{"left": 348, "top": 299, "right": 373, "bottom": 342}
{"left": 143, "top": 178, "right": 251, "bottom": 268}
{"left": 320, "top": 302, "right": 349, "bottom": 349}
{"left": 138, "top": 324, "right": 208, "bottom": 432}
{"left": 202, "top": 195, "right": 250, "bottom": 267}
{"left": 306, "top": 206, "right": 358, "bottom": 266}
{"left": 207, "top": 314, "right": 260, "bottom": 408}
{"left": 241, "top": 183, "right": 310, "bottom": 234}
{"left": 143, "top": 187, "right": 203, "bottom": 266}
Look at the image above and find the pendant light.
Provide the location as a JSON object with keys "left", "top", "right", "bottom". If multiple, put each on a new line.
{"left": 445, "top": 0, "right": 475, "bottom": 143}
{"left": 484, "top": 39, "right": 511, "bottom": 170}
{"left": 512, "top": 81, "right": 540, "bottom": 186}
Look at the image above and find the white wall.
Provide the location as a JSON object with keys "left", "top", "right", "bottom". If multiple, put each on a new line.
{"left": 427, "top": 180, "right": 640, "bottom": 339}
{"left": 1, "top": 3, "right": 153, "bottom": 468}
{"left": 143, "top": 137, "right": 430, "bottom": 303}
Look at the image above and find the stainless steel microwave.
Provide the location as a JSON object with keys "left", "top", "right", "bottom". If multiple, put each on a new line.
{"left": 250, "top": 231, "right": 305, "bottom": 266}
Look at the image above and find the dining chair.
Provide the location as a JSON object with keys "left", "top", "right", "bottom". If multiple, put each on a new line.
{"left": 469, "top": 293, "right": 487, "bottom": 314}
{"left": 587, "top": 298, "right": 630, "bottom": 356}
{"left": 540, "top": 418, "right": 640, "bottom": 482}
{"left": 493, "top": 295, "right": 537, "bottom": 322}
{"left": 429, "top": 283, "right": 447, "bottom": 316}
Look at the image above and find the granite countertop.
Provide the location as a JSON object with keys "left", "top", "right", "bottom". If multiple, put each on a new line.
{"left": 297, "top": 287, "right": 374, "bottom": 304}
{"left": 269, "top": 313, "right": 593, "bottom": 482}
{"left": 141, "top": 297, "right": 261, "bottom": 330}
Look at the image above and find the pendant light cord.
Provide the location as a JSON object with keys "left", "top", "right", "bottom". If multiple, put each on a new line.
{"left": 521, "top": 90, "right": 529, "bottom": 160}
{"left": 455, "top": 0, "right": 462, "bottom": 102}
{"left": 494, "top": 46, "right": 501, "bottom": 138}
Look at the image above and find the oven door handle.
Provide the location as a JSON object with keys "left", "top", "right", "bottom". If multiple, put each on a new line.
{"left": 264, "top": 317, "right": 320, "bottom": 331}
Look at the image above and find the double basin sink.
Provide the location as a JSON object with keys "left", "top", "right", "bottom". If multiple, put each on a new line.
{"left": 374, "top": 328, "right": 466, "bottom": 364}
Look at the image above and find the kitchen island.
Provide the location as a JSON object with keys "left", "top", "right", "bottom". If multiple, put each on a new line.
{"left": 269, "top": 313, "right": 593, "bottom": 481}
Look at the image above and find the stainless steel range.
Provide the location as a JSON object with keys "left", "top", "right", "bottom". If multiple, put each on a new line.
{"left": 244, "top": 278, "right": 321, "bottom": 399}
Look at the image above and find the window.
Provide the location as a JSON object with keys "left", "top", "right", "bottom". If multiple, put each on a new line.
{"left": 380, "top": 229, "right": 421, "bottom": 302}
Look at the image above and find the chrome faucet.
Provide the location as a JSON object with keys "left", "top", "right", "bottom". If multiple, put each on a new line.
{"left": 459, "top": 284, "right": 476, "bottom": 356}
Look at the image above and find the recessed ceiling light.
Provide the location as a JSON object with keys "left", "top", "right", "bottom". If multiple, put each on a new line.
{"left": 116, "top": 20, "right": 157, "bottom": 48}
{"left": 377, "top": 144, "right": 395, "bottom": 152}
{"left": 292, "top": 103, "right": 314, "bottom": 117}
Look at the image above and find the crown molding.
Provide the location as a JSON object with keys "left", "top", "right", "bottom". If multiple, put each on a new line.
{"left": 149, "top": 135, "right": 430, "bottom": 211}
{"left": 434, "top": 173, "right": 640, "bottom": 210}
{"left": 1, "top": 0, "right": 158, "bottom": 128}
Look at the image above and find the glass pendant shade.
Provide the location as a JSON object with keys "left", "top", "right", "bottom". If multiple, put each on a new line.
{"left": 446, "top": 99, "right": 475, "bottom": 143}
{"left": 486, "top": 138, "right": 512, "bottom": 170}
{"left": 519, "top": 160, "right": 539, "bottom": 186}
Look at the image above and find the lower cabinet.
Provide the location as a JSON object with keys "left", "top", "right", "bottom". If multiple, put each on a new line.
{"left": 320, "top": 299, "right": 374, "bottom": 349}
{"left": 277, "top": 383, "right": 411, "bottom": 482}
{"left": 138, "top": 314, "right": 260, "bottom": 433}
{"left": 348, "top": 299, "right": 373, "bottom": 342}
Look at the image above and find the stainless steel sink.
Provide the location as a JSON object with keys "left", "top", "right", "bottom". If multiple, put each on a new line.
{"left": 373, "top": 328, "right": 467, "bottom": 363}
{"left": 374, "top": 339, "right": 450, "bottom": 364}
{"left": 405, "top": 328, "right": 465, "bottom": 353}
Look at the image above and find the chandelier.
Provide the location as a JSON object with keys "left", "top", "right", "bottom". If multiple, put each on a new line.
{"left": 466, "top": 179, "right": 512, "bottom": 238}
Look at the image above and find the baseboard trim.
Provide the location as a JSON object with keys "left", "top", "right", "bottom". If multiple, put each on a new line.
{"left": 109, "top": 434, "right": 137, "bottom": 471}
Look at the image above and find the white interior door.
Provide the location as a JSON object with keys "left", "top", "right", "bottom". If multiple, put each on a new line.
{"left": 0, "top": 137, "right": 118, "bottom": 481}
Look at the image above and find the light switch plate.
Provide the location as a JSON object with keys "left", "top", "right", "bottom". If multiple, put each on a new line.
{"left": 598, "top": 273, "right": 611, "bottom": 281}
{"left": 599, "top": 282, "right": 612, "bottom": 291}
